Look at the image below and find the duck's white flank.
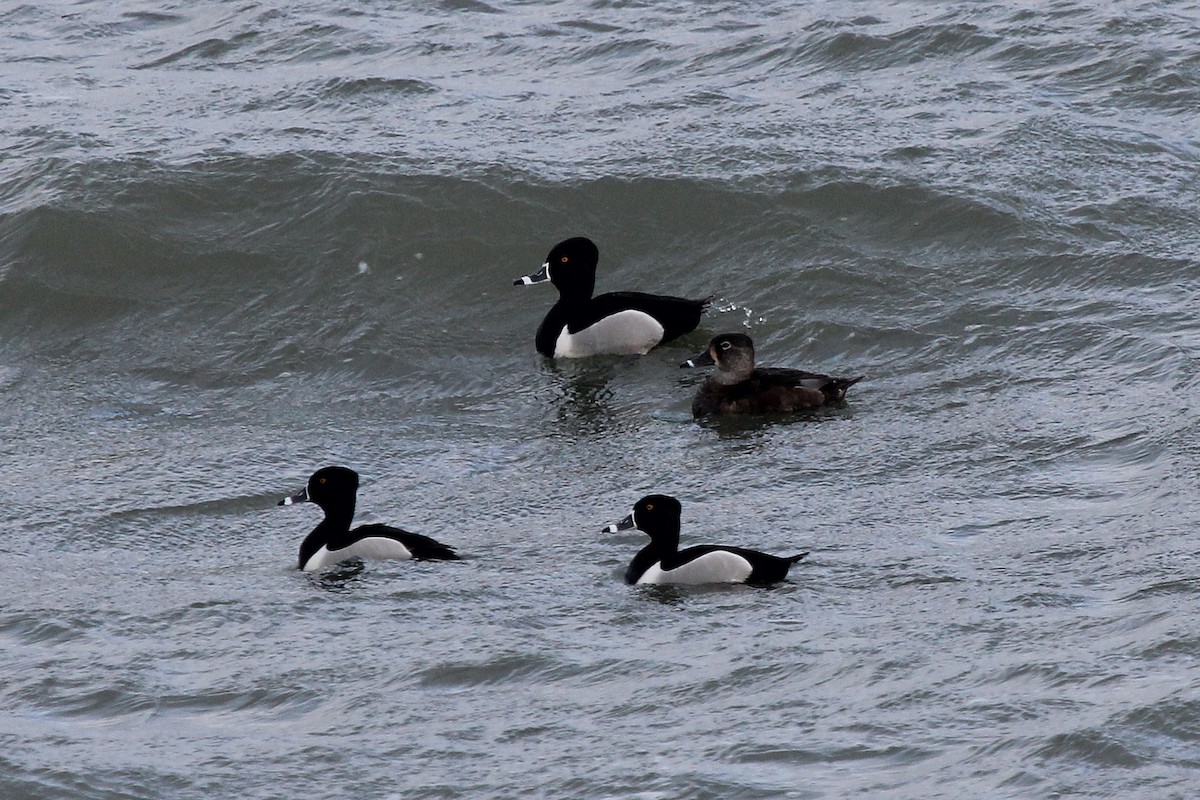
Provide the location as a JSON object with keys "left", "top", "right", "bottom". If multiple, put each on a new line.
{"left": 301, "top": 537, "right": 415, "bottom": 572}
{"left": 553, "top": 310, "right": 664, "bottom": 357}
{"left": 636, "top": 550, "right": 754, "bottom": 585}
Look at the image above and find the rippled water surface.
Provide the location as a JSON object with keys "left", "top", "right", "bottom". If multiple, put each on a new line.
{"left": 3, "top": 1, "right": 1200, "bottom": 798}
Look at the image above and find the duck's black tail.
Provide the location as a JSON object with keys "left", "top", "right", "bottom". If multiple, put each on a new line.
{"left": 417, "top": 543, "right": 461, "bottom": 561}
{"left": 787, "top": 552, "right": 809, "bottom": 564}
{"left": 404, "top": 532, "right": 462, "bottom": 561}
{"left": 651, "top": 293, "right": 714, "bottom": 342}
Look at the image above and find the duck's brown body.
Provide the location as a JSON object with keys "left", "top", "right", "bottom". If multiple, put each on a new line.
{"left": 684, "top": 333, "right": 862, "bottom": 418}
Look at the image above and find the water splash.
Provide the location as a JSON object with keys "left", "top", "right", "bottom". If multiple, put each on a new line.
{"left": 712, "top": 297, "right": 766, "bottom": 329}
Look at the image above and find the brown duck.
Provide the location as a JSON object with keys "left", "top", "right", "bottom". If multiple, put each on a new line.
{"left": 681, "top": 333, "right": 863, "bottom": 417}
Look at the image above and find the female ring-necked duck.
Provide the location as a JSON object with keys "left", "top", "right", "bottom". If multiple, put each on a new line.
{"left": 682, "top": 333, "right": 863, "bottom": 417}
{"left": 278, "top": 466, "right": 460, "bottom": 572}
{"left": 514, "top": 237, "right": 710, "bottom": 358}
{"left": 603, "top": 494, "right": 807, "bottom": 585}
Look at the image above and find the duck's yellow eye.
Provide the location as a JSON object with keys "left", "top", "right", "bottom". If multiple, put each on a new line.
{"left": 645, "top": 503, "right": 655, "bottom": 511}
{"left": 319, "top": 477, "right": 327, "bottom": 484}
{"left": 720, "top": 341, "right": 732, "bottom": 350}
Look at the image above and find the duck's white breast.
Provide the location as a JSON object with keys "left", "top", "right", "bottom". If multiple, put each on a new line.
{"left": 301, "top": 538, "right": 415, "bottom": 572}
{"left": 554, "top": 310, "right": 664, "bottom": 358}
{"left": 636, "top": 550, "right": 754, "bottom": 585}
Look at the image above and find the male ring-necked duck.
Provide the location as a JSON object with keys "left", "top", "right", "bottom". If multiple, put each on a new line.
{"left": 682, "top": 333, "right": 863, "bottom": 417}
{"left": 514, "top": 237, "right": 710, "bottom": 358}
{"left": 603, "top": 494, "right": 807, "bottom": 585}
{"left": 278, "top": 466, "right": 460, "bottom": 572}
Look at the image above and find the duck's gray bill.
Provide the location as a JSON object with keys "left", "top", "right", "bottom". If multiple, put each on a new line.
{"left": 513, "top": 263, "right": 550, "bottom": 286}
{"left": 680, "top": 349, "right": 715, "bottom": 368}
{"left": 279, "top": 487, "right": 309, "bottom": 507}
{"left": 604, "top": 514, "right": 635, "bottom": 533}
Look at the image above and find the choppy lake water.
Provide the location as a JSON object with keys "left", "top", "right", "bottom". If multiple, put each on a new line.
{"left": 2, "top": 1, "right": 1200, "bottom": 798}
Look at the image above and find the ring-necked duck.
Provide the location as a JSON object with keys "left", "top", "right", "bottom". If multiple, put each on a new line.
{"left": 603, "top": 494, "right": 807, "bottom": 585}
{"left": 279, "top": 466, "right": 460, "bottom": 572}
{"left": 682, "top": 333, "right": 862, "bottom": 417}
{"left": 514, "top": 237, "right": 710, "bottom": 358}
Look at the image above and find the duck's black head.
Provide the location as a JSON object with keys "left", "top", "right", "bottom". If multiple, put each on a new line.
{"left": 682, "top": 333, "right": 756, "bottom": 380}
{"left": 543, "top": 236, "right": 600, "bottom": 297}
{"left": 604, "top": 493, "right": 682, "bottom": 540}
{"left": 513, "top": 237, "right": 601, "bottom": 297}
{"left": 279, "top": 465, "right": 360, "bottom": 512}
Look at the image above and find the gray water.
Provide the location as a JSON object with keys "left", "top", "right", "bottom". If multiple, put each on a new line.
{"left": 2, "top": 1, "right": 1199, "bottom": 798}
